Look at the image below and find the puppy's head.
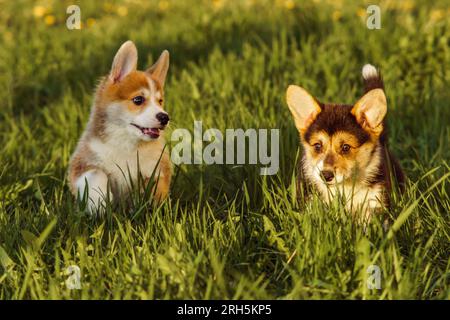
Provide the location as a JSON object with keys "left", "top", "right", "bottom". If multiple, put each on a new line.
{"left": 286, "top": 85, "right": 387, "bottom": 185}
{"left": 96, "top": 41, "right": 170, "bottom": 142}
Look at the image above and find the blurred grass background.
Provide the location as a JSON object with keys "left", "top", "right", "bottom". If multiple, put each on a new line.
{"left": 0, "top": 0, "right": 449, "bottom": 299}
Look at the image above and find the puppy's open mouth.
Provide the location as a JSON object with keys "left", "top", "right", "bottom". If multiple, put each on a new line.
{"left": 131, "top": 123, "right": 162, "bottom": 139}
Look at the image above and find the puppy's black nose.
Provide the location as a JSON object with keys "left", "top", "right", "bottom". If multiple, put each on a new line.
{"left": 322, "top": 170, "right": 334, "bottom": 182}
{"left": 156, "top": 112, "right": 169, "bottom": 126}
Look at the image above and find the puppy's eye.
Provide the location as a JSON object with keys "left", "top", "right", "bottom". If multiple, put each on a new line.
{"left": 132, "top": 96, "right": 145, "bottom": 106}
{"left": 342, "top": 144, "right": 351, "bottom": 153}
{"left": 158, "top": 99, "right": 163, "bottom": 105}
{"left": 313, "top": 143, "right": 322, "bottom": 153}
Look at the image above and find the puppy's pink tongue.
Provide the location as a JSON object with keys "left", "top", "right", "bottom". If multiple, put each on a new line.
{"left": 143, "top": 128, "right": 160, "bottom": 137}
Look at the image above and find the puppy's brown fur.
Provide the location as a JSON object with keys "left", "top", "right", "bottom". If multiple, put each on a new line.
{"left": 68, "top": 41, "right": 172, "bottom": 214}
{"left": 287, "top": 65, "right": 404, "bottom": 221}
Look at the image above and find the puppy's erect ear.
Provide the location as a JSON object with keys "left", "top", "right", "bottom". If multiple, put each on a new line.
{"left": 351, "top": 88, "right": 387, "bottom": 135}
{"left": 286, "top": 85, "right": 322, "bottom": 134}
{"left": 147, "top": 50, "right": 170, "bottom": 88}
{"left": 110, "top": 41, "right": 138, "bottom": 83}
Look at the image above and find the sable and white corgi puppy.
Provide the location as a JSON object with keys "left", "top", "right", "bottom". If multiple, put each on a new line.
{"left": 286, "top": 64, "right": 404, "bottom": 221}
{"left": 68, "top": 41, "right": 172, "bottom": 214}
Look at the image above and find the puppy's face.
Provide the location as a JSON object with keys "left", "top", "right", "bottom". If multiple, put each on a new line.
{"left": 303, "top": 127, "right": 378, "bottom": 185}
{"left": 286, "top": 85, "right": 387, "bottom": 186}
{"left": 98, "top": 41, "right": 170, "bottom": 142}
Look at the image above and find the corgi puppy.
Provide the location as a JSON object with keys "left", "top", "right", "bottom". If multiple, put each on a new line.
{"left": 68, "top": 41, "right": 172, "bottom": 214}
{"left": 286, "top": 64, "right": 404, "bottom": 221}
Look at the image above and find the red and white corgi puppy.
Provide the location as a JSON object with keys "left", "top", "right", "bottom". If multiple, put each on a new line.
{"left": 286, "top": 64, "right": 404, "bottom": 221}
{"left": 68, "top": 41, "right": 172, "bottom": 214}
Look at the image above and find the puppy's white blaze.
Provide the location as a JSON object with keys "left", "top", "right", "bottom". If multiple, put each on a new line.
{"left": 130, "top": 83, "right": 165, "bottom": 130}
{"left": 362, "top": 64, "right": 378, "bottom": 79}
{"left": 76, "top": 169, "right": 109, "bottom": 214}
{"left": 316, "top": 159, "right": 324, "bottom": 171}
{"left": 147, "top": 78, "right": 163, "bottom": 103}
{"left": 133, "top": 103, "right": 165, "bottom": 129}
{"left": 313, "top": 159, "right": 324, "bottom": 181}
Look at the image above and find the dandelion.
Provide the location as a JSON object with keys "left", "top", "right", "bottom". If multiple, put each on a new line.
{"left": 356, "top": 8, "right": 366, "bottom": 18}
{"left": 399, "top": 0, "right": 414, "bottom": 12}
{"left": 212, "top": 0, "right": 224, "bottom": 10}
{"left": 87, "top": 18, "right": 96, "bottom": 28}
{"left": 44, "top": 15, "right": 56, "bottom": 26}
{"left": 158, "top": 0, "right": 169, "bottom": 11}
{"left": 3, "top": 31, "right": 13, "bottom": 43}
{"left": 430, "top": 9, "right": 444, "bottom": 22}
{"left": 33, "top": 5, "right": 47, "bottom": 18}
{"left": 284, "top": 0, "right": 295, "bottom": 10}
{"left": 117, "top": 6, "right": 128, "bottom": 16}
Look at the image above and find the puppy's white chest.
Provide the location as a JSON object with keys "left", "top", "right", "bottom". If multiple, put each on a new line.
{"left": 318, "top": 182, "right": 384, "bottom": 214}
{"left": 89, "top": 138, "right": 163, "bottom": 190}
{"left": 341, "top": 184, "right": 383, "bottom": 211}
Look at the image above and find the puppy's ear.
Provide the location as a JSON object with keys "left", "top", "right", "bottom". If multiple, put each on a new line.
{"left": 352, "top": 88, "right": 387, "bottom": 135}
{"left": 286, "top": 85, "right": 321, "bottom": 134}
{"left": 147, "top": 50, "right": 170, "bottom": 88}
{"left": 110, "top": 41, "right": 138, "bottom": 83}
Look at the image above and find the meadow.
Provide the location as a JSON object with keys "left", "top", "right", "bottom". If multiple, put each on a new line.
{"left": 0, "top": 0, "right": 449, "bottom": 299}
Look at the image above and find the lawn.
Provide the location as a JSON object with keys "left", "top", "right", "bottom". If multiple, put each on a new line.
{"left": 0, "top": 0, "right": 449, "bottom": 299}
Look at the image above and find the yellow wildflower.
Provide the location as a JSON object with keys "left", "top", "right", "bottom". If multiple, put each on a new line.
{"left": 117, "top": 6, "right": 128, "bottom": 16}
{"left": 356, "top": 8, "right": 366, "bottom": 18}
{"left": 33, "top": 5, "right": 47, "bottom": 18}
{"left": 4, "top": 31, "right": 13, "bottom": 43}
{"left": 158, "top": 0, "right": 169, "bottom": 11}
{"left": 87, "top": 18, "right": 96, "bottom": 28}
{"left": 399, "top": 0, "right": 414, "bottom": 12}
{"left": 212, "top": 0, "right": 224, "bottom": 10}
{"left": 44, "top": 15, "right": 56, "bottom": 26}
{"left": 430, "top": 9, "right": 444, "bottom": 22}
{"left": 285, "top": 0, "right": 295, "bottom": 10}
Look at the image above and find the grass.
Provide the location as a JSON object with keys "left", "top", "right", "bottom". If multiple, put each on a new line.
{"left": 0, "top": 0, "right": 449, "bottom": 299}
